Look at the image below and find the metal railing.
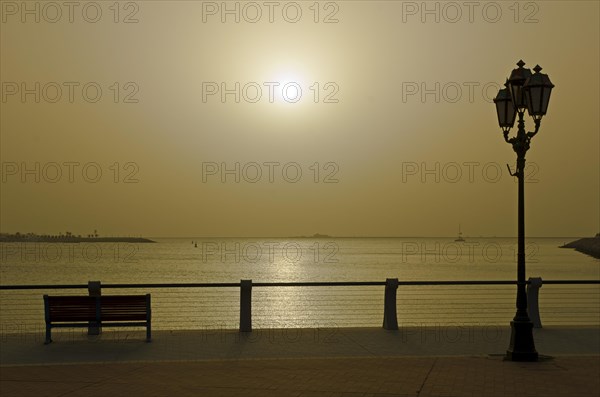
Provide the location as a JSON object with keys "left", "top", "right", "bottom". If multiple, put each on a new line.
{"left": 0, "top": 278, "right": 598, "bottom": 333}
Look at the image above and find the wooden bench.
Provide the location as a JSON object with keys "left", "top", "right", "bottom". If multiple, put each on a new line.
{"left": 43, "top": 294, "right": 151, "bottom": 344}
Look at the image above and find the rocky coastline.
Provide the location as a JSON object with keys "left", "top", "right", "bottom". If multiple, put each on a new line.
{"left": 560, "top": 236, "right": 600, "bottom": 259}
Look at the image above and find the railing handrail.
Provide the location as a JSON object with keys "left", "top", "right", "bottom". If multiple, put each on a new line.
{"left": 1, "top": 279, "right": 598, "bottom": 290}
{"left": 1, "top": 278, "right": 598, "bottom": 332}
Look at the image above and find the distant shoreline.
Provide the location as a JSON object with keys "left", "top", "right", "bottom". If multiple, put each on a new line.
{"left": 0, "top": 235, "right": 155, "bottom": 243}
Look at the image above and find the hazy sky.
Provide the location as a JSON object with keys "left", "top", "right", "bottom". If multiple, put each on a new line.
{"left": 1, "top": 1, "right": 598, "bottom": 237}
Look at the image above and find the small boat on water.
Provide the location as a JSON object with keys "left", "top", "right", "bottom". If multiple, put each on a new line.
{"left": 455, "top": 224, "right": 466, "bottom": 242}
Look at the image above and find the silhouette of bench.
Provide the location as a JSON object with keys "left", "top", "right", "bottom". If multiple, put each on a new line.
{"left": 43, "top": 294, "right": 151, "bottom": 344}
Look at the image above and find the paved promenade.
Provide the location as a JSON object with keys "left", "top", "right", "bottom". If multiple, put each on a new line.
{"left": 1, "top": 326, "right": 599, "bottom": 396}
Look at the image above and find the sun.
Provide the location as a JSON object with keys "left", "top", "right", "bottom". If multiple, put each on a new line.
{"left": 270, "top": 71, "right": 307, "bottom": 105}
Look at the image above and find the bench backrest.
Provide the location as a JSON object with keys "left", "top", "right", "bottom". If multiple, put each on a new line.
{"left": 44, "top": 295, "right": 150, "bottom": 322}
{"left": 45, "top": 296, "right": 96, "bottom": 322}
{"left": 100, "top": 295, "right": 149, "bottom": 321}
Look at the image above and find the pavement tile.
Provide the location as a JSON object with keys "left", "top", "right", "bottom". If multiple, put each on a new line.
{"left": 1, "top": 327, "right": 599, "bottom": 396}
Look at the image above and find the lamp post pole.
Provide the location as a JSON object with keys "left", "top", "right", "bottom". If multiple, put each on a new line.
{"left": 493, "top": 60, "right": 554, "bottom": 362}
{"left": 506, "top": 111, "right": 538, "bottom": 361}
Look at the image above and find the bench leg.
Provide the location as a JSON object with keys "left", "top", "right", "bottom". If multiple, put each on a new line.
{"left": 44, "top": 325, "right": 52, "bottom": 345}
{"left": 146, "top": 322, "right": 152, "bottom": 342}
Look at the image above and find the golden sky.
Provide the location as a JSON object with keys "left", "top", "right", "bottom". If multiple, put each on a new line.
{"left": 1, "top": 1, "right": 598, "bottom": 237}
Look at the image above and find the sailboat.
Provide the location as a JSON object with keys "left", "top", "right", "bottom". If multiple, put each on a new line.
{"left": 455, "top": 224, "right": 466, "bottom": 242}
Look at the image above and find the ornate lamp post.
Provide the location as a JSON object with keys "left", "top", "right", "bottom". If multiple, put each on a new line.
{"left": 493, "top": 60, "right": 554, "bottom": 362}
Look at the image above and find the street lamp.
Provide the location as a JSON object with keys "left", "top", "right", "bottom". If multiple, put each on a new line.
{"left": 493, "top": 60, "right": 554, "bottom": 362}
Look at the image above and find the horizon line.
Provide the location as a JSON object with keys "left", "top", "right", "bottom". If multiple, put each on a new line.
{"left": 150, "top": 235, "right": 588, "bottom": 239}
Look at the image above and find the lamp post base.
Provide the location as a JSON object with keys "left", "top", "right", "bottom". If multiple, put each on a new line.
{"left": 506, "top": 320, "right": 538, "bottom": 361}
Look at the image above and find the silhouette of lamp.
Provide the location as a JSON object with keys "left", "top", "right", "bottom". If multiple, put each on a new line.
{"left": 493, "top": 60, "right": 554, "bottom": 362}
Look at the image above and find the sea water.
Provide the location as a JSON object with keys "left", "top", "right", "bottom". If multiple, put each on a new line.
{"left": 0, "top": 238, "right": 598, "bottom": 332}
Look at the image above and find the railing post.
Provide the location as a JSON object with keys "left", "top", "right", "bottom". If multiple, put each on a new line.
{"left": 383, "top": 278, "right": 399, "bottom": 330}
{"left": 527, "top": 277, "right": 543, "bottom": 328}
{"left": 88, "top": 280, "right": 101, "bottom": 335}
{"left": 240, "top": 279, "right": 252, "bottom": 332}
